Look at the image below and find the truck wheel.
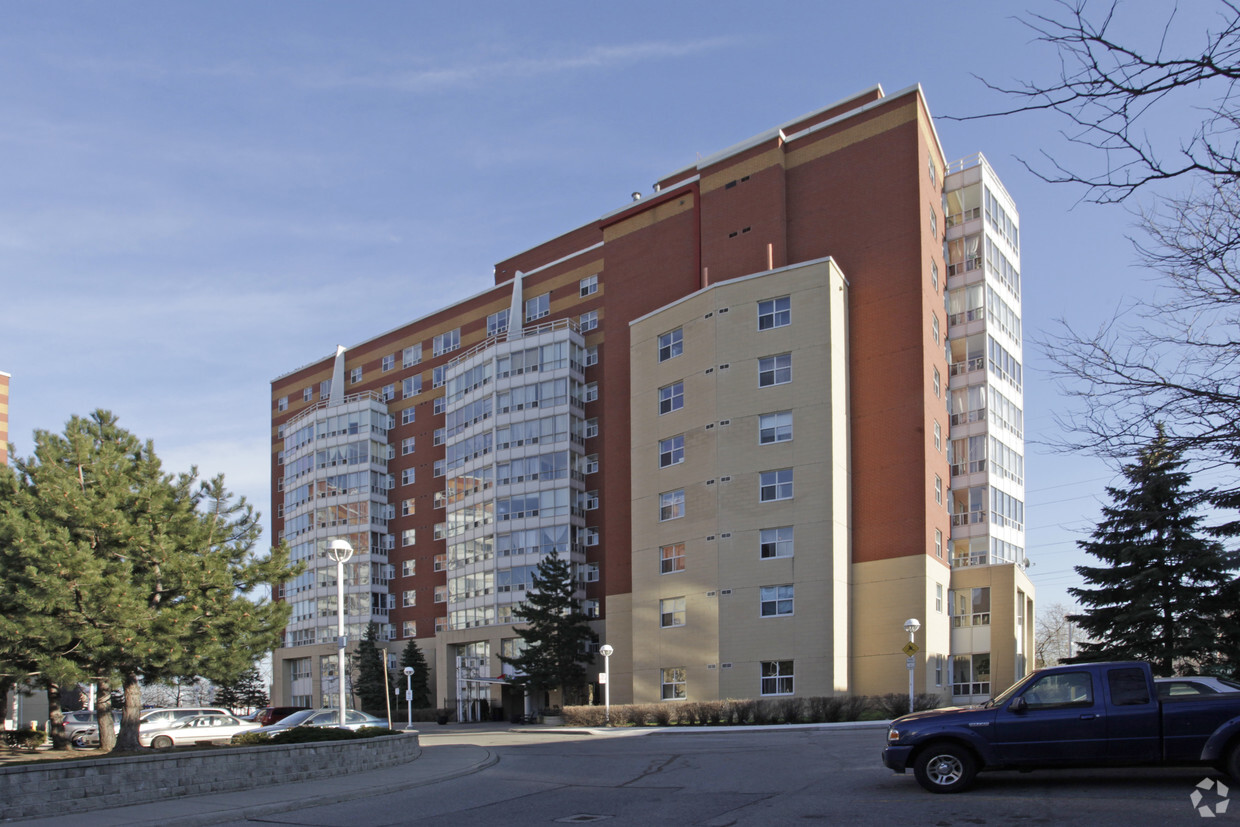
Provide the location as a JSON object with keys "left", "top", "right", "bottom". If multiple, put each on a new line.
{"left": 1226, "top": 742, "right": 1240, "bottom": 783}
{"left": 913, "top": 743, "right": 977, "bottom": 793}
{"left": 151, "top": 735, "right": 174, "bottom": 750}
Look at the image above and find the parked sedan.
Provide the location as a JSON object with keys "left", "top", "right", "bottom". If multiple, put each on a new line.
{"left": 1155, "top": 675, "right": 1240, "bottom": 698}
{"left": 140, "top": 714, "right": 259, "bottom": 749}
{"left": 249, "top": 708, "right": 385, "bottom": 735}
{"left": 62, "top": 710, "right": 120, "bottom": 741}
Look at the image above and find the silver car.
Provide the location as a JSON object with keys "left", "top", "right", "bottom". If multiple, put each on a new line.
{"left": 139, "top": 714, "right": 259, "bottom": 749}
{"left": 71, "top": 706, "right": 230, "bottom": 747}
{"left": 1155, "top": 675, "right": 1240, "bottom": 698}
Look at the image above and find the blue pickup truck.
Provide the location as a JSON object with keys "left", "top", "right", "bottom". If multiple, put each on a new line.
{"left": 882, "top": 661, "right": 1240, "bottom": 792}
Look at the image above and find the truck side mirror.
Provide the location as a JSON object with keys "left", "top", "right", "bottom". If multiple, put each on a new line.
{"left": 1010, "top": 696, "right": 1027, "bottom": 714}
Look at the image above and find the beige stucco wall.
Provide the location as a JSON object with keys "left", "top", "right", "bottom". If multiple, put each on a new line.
{"left": 626, "top": 258, "right": 850, "bottom": 702}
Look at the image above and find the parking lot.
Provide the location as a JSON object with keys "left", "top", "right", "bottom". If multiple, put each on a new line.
{"left": 203, "top": 726, "right": 1229, "bottom": 826}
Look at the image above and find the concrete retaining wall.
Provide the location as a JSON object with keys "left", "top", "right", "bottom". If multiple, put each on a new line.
{"left": 0, "top": 732, "right": 420, "bottom": 821}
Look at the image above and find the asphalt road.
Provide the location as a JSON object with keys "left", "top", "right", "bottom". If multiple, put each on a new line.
{"left": 214, "top": 727, "right": 1231, "bottom": 826}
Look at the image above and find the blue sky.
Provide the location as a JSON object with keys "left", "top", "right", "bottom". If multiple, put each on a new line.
{"left": 3, "top": 1, "right": 1193, "bottom": 613}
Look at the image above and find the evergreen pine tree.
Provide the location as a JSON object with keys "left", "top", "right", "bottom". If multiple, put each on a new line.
{"left": 399, "top": 639, "right": 432, "bottom": 709}
{"left": 354, "top": 622, "right": 390, "bottom": 715}
{"left": 215, "top": 667, "right": 269, "bottom": 713}
{"left": 0, "top": 411, "right": 297, "bottom": 750}
{"left": 1068, "top": 430, "right": 1240, "bottom": 674}
{"left": 499, "top": 552, "right": 598, "bottom": 706}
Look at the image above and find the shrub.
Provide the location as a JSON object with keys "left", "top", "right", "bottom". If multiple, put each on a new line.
{"left": 623, "top": 704, "right": 650, "bottom": 727}
{"left": 650, "top": 704, "right": 672, "bottom": 726}
{"left": 231, "top": 726, "right": 398, "bottom": 747}
{"left": 2, "top": 729, "right": 46, "bottom": 749}
{"left": 562, "top": 705, "right": 607, "bottom": 727}
{"left": 728, "top": 699, "right": 755, "bottom": 725}
{"left": 751, "top": 699, "right": 774, "bottom": 725}
{"left": 838, "top": 695, "right": 870, "bottom": 722}
{"left": 869, "top": 692, "right": 943, "bottom": 719}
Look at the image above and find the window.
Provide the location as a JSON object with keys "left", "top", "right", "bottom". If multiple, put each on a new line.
{"left": 660, "top": 597, "right": 685, "bottom": 628}
{"left": 583, "top": 345, "right": 599, "bottom": 367}
{"left": 350, "top": 367, "right": 363, "bottom": 384}
{"left": 1022, "top": 672, "right": 1093, "bottom": 709}
{"left": 661, "top": 667, "right": 686, "bottom": 700}
{"left": 934, "top": 528, "right": 943, "bottom": 558}
{"left": 760, "top": 526, "right": 794, "bottom": 559}
{"left": 580, "top": 310, "right": 598, "bottom": 332}
{"left": 760, "top": 469, "right": 793, "bottom": 502}
{"left": 931, "top": 259, "right": 940, "bottom": 291}
{"left": 402, "top": 528, "right": 416, "bottom": 547}
{"left": 581, "top": 527, "right": 599, "bottom": 547}
{"left": 935, "top": 583, "right": 943, "bottom": 612}
{"left": 303, "top": 387, "right": 313, "bottom": 402}
{"left": 582, "top": 562, "right": 600, "bottom": 583}
{"left": 403, "top": 345, "right": 422, "bottom": 368}
{"left": 935, "top": 654, "right": 945, "bottom": 687}
{"left": 402, "top": 590, "right": 417, "bottom": 608}
{"left": 582, "top": 490, "right": 599, "bottom": 510}
{"left": 580, "top": 274, "right": 598, "bottom": 296}
{"left": 382, "top": 384, "right": 395, "bottom": 402}
{"left": 432, "top": 366, "right": 445, "bottom": 388}
{"left": 433, "top": 329, "right": 460, "bottom": 356}
{"left": 433, "top": 459, "right": 445, "bottom": 477}
{"left": 759, "top": 353, "right": 791, "bottom": 387}
{"left": 930, "top": 205, "right": 938, "bottom": 238}
{"left": 584, "top": 418, "right": 599, "bottom": 439}
{"left": 760, "top": 585, "right": 794, "bottom": 617}
{"left": 433, "top": 522, "right": 446, "bottom": 541}
{"left": 659, "top": 489, "right": 685, "bottom": 521}
{"left": 583, "top": 454, "right": 599, "bottom": 475}
{"left": 435, "top": 617, "right": 447, "bottom": 633}
{"left": 403, "top": 376, "right": 422, "bottom": 398}
{"left": 933, "top": 366, "right": 941, "bottom": 398}
{"left": 320, "top": 380, "right": 331, "bottom": 399}
{"left": 434, "top": 553, "right": 446, "bottom": 572}
{"left": 660, "top": 543, "right": 685, "bottom": 574}
{"left": 434, "top": 397, "right": 445, "bottom": 415}
{"left": 433, "top": 428, "right": 445, "bottom": 446}
{"left": 658, "top": 328, "right": 683, "bottom": 362}
{"left": 402, "top": 437, "right": 416, "bottom": 456}
{"left": 402, "top": 559, "right": 416, "bottom": 577}
{"left": 525, "top": 293, "right": 549, "bottom": 322}
{"left": 487, "top": 309, "right": 509, "bottom": 337}
{"left": 951, "top": 587, "right": 991, "bottom": 627}
{"left": 583, "top": 382, "right": 599, "bottom": 403}
{"left": 933, "top": 421, "right": 942, "bottom": 452}
{"left": 932, "top": 313, "right": 940, "bottom": 344}
{"left": 934, "top": 475, "right": 942, "bottom": 505}
{"left": 401, "top": 468, "right": 416, "bottom": 486}
{"left": 928, "top": 154, "right": 937, "bottom": 185}
{"left": 659, "top": 435, "right": 685, "bottom": 468}
{"left": 403, "top": 620, "right": 417, "bottom": 638}
{"left": 382, "top": 354, "right": 395, "bottom": 372}
{"left": 761, "top": 660, "right": 794, "bottom": 695}
{"left": 434, "top": 585, "right": 447, "bottom": 604}
{"left": 277, "top": 396, "right": 288, "bottom": 412}
{"left": 659, "top": 382, "right": 684, "bottom": 414}
{"left": 759, "top": 411, "right": 792, "bottom": 444}
{"left": 758, "top": 296, "right": 791, "bottom": 330}
{"left": 402, "top": 407, "right": 416, "bottom": 425}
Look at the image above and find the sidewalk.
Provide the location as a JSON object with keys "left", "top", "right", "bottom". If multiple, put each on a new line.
{"left": 10, "top": 740, "right": 497, "bottom": 826}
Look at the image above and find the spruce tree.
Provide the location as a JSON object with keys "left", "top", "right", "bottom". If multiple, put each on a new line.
{"left": 399, "top": 639, "right": 431, "bottom": 709}
{"left": 354, "top": 622, "right": 390, "bottom": 715}
{"left": 0, "top": 411, "right": 297, "bottom": 750}
{"left": 1068, "top": 430, "right": 1240, "bottom": 674}
{"left": 499, "top": 552, "right": 598, "bottom": 706}
{"left": 215, "top": 667, "right": 268, "bottom": 713}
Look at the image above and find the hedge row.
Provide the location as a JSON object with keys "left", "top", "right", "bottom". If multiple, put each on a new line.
{"left": 560, "top": 693, "right": 941, "bottom": 727}
{"left": 231, "top": 725, "right": 399, "bottom": 746}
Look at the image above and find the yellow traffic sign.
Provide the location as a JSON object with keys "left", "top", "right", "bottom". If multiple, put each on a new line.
{"left": 902, "top": 641, "right": 920, "bottom": 656}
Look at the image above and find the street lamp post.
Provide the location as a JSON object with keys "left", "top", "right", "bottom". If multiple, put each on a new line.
{"left": 599, "top": 644, "right": 614, "bottom": 726}
{"left": 403, "top": 666, "right": 415, "bottom": 730}
{"left": 327, "top": 539, "right": 355, "bottom": 727}
{"left": 904, "top": 618, "right": 921, "bottom": 716}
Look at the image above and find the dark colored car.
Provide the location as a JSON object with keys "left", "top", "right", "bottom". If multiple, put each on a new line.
{"left": 255, "top": 706, "right": 309, "bottom": 727}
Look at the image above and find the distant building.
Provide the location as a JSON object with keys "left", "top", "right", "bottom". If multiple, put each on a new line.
{"left": 269, "top": 84, "right": 1032, "bottom": 716}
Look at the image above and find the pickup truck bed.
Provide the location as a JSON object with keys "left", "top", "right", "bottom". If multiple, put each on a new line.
{"left": 882, "top": 661, "right": 1240, "bottom": 792}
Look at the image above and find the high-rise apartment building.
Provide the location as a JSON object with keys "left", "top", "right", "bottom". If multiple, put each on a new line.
{"left": 269, "top": 84, "right": 1033, "bottom": 716}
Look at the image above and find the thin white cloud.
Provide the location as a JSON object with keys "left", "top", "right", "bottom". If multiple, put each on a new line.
{"left": 308, "top": 38, "right": 739, "bottom": 92}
